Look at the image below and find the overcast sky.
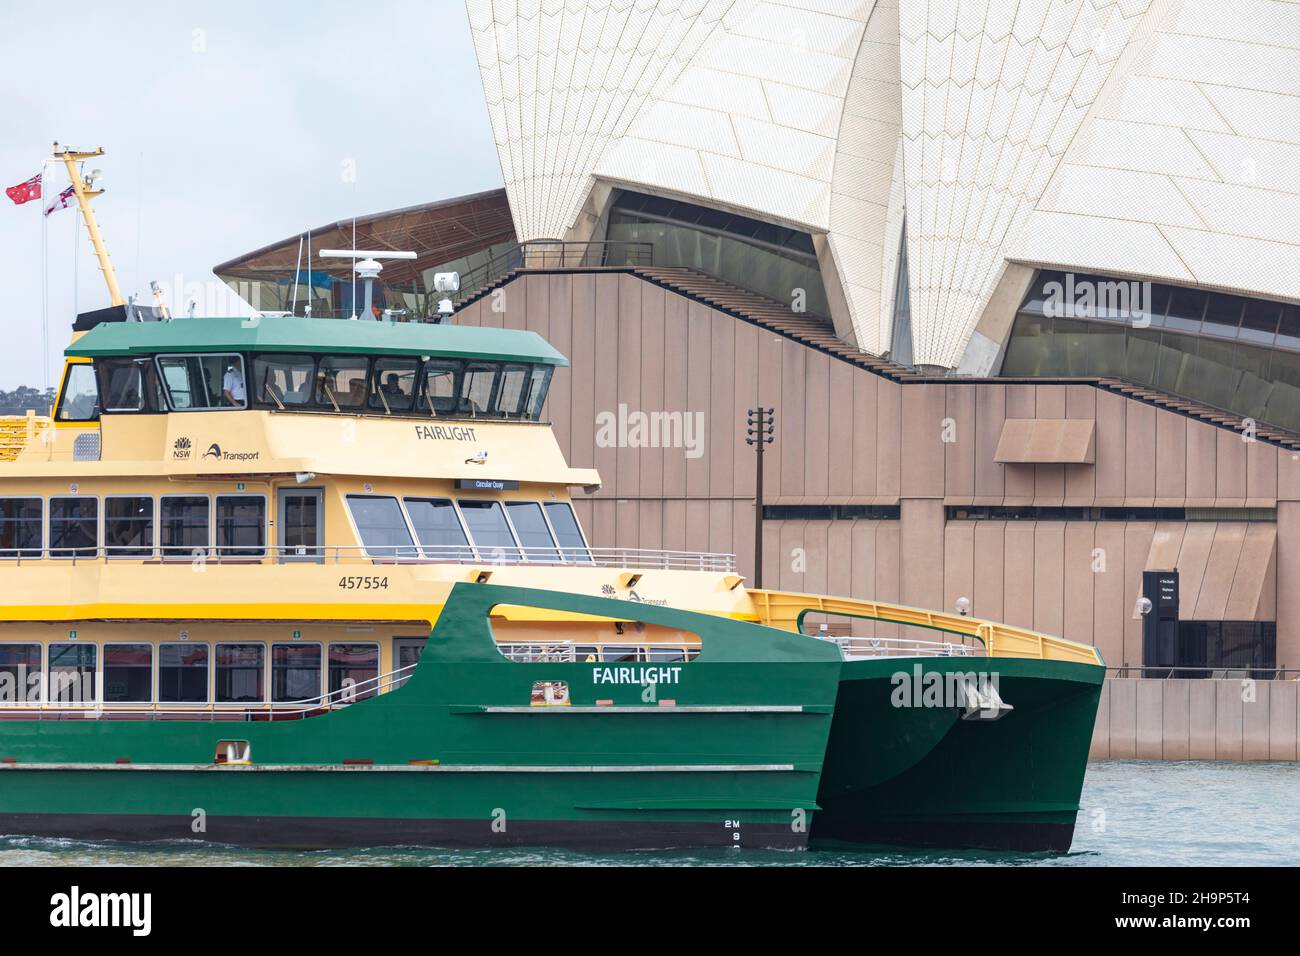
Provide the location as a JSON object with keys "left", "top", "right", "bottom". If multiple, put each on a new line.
{"left": 0, "top": 0, "right": 502, "bottom": 390}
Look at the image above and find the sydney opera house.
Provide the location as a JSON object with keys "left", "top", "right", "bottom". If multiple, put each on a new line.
{"left": 217, "top": 0, "right": 1300, "bottom": 757}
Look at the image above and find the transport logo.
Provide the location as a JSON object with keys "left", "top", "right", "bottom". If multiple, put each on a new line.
{"left": 201, "top": 442, "right": 259, "bottom": 462}
{"left": 172, "top": 436, "right": 192, "bottom": 460}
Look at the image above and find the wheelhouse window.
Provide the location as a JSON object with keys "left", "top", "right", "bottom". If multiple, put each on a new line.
{"left": 403, "top": 497, "right": 472, "bottom": 559}
{"left": 315, "top": 356, "right": 369, "bottom": 411}
{"left": 97, "top": 358, "right": 164, "bottom": 413}
{"left": 346, "top": 495, "right": 417, "bottom": 558}
{"left": 505, "top": 501, "right": 559, "bottom": 560}
{"left": 523, "top": 365, "right": 553, "bottom": 420}
{"left": 271, "top": 643, "right": 322, "bottom": 704}
{"left": 215, "top": 643, "right": 265, "bottom": 703}
{"left": 156, "top": 354, "right": 246, "bottom": 410}
{"left": 49, "top": 497, "right": 98, "bottom": 558}
{"left": 544, "top": 502, "right": 592, "bottom": 562}
{"left": 420, "top": 361, "right": 461, "bottom": 415}
{"left": 104, "top": 496, "right": 154, "bottom": 558}
{"left": 161, "top": 496, "right": 210, "bottom": 558}
{"left": 496, "top": 365, "right": 531, "bottom": 418}
{"left": 215, "top": 496, "right": 266, "bottom": 558}
{"left": 328, "top": 643, "right": 379, "bottom": 702}
{"left": 458, "top": 500, "right": 518, "bottom": 559}
{"left": 48, "top": 643, "right": 96, "bottom": 705}
{"left": 459, "top": 363, "right": 498, "bottom": 415}
{"left": 0, "top": 644, "right": 41, "bottom": 704}
{"left": 159, "top": 643, "right": 209, "bottom": 703}
{"left": 370, "top": 358, "right": 418, "bottom": 413}
{"left": 103, "top": 644, "right": 153, "bottom": 704}
{"left": 56, "top": 363, "right": 99, "bottom": 421}
{"left": 0, "top": 498, "right": 42, "bottom": 558}
{"left": 253, "top": 354, "right": 316, "bottom": 408}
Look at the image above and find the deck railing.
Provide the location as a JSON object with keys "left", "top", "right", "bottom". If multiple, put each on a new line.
{"left": 815, "top": 635, "right": 984, "bottom": 660}
{"left": 0, "top": 543, "right": 738, "bottom": 572}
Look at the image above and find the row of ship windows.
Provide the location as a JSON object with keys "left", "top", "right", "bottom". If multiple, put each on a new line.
{"left": 0, "top": 641, "right": 384, "bottom": 705}
{"left": 0, "top": 494, "right": 591, "bottom": 562}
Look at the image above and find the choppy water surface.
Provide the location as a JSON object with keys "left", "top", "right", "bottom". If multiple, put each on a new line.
{"left": 0, "top": 761, "right": 1295, "bottom": 866}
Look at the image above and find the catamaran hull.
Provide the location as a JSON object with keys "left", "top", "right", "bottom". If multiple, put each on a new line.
{"left": 811, "top": 656, "right": 1104, "bottom": 854}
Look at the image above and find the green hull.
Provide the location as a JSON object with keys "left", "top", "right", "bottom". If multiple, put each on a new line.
{"left": 812, "top": 656, "right": 1105, "bottom": 853}
{"left": 0, "top": 584, "right": 841, "bottom": 850}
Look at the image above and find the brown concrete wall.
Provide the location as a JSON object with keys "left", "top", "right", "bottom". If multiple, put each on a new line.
{"left": 1091, "top": 678, "right": 1299, "bottom": 761}
{"left": 456, "top": 272, "right": 1296, "bottom": 671}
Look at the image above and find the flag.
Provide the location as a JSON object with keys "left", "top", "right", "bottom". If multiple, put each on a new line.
{"left": 44, "top": 185, "right": 75, "bottom": 217}
{"left": 5, "top": 174, "right": 41, "bottom": 206}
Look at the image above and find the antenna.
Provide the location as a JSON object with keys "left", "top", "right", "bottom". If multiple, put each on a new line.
{"left": 319, "top": 249, "right": 418, "bottom": 321}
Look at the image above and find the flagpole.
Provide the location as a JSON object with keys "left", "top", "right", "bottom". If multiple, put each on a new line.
{"left": 40, "top": 161, "right": 51, "bottom": 395}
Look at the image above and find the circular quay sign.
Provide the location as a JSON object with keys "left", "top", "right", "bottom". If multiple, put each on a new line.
{"left": 0, "top": 0, "right": 1285, "bottom": 941}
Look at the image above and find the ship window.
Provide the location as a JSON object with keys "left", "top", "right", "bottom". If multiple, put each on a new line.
{"left": 403, "top": 497, "right": 473, "bottom": 559}
{"left": 459, "top": 363, "right": 498, "bottom": 415}
{"left": 156, "top": 354, "right": 245, "bottom": 410}
{"left": 215, "top": 643, "right": 265, "bottom": 704}
{"left": 103, "top": 643, "right": 153, "bottom": 704}
{"left": 56, "top": 363, "right": 99, "bottom": 421}
{"left": 253, "top": 354, "right": 316, "bottom": 408}
{"left": 370, "top": 359, "right": 418, "bottom": 413}
{"left": 159, "top": 643, "right": 209, "bottom": 703}
{"left": 495, "top": 365, "right": 530, "bottom": 417}
{"left": 48, "top": 643, "right": 96, "bottom": 704}
{"left": 49, "top": 497, "right": 99, "bottom": 558}
{"left": 271, "top": 642, "right": 322, "bottom": 704}
{"left": 0, "top": 644, "right": 41, "bottom": 704}
{"left": 505, "top": 501, "right": 559, "bottom": 560}
{"left": 420, "top": 361, "right": 461, "bottom": 415}
{"left": 523, "top": 366, "right": 553, "bottom": 420}
{"left": 328, "top": 642, "right": 379, "bottom": 702}
{"left": 458, "top": 500, "right": 518, "bottom": 559}
{"left": 0, "top": 498, "right": 42, "bottom": 558}
{"left": 544, "top": 502, "right": 592, "bottom": 563}
{"left": 346, "top": 495, "right": 418, "bottom": 558}
{"left": 215, "top": 496, "right": 266, "bottom": 558}
{"left": 315, "top": 355, "right": 370, "bottom": 411}
{"left": 160, "top": 496, "right": 210, "bottom": 558}
{"left": 104, "top": 496, "right": 154, "bottom": 558}
{"left": 97, "top": 358, "right": 164, "bottom": 413}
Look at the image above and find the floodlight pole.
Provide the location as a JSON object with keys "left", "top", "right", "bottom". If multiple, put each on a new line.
{"left": 746, "top": 407, "right": 775, "bottom": 588}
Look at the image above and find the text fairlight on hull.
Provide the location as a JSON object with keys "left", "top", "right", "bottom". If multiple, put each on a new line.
{"left": 0, "top": 146, "right": 1104, "bottom": 852}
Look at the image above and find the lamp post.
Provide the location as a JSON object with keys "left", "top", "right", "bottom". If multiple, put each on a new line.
{"left": 746, "top": 407, "right": 775, "bottom": 588}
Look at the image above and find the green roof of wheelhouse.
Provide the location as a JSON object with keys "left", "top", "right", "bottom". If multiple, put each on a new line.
{"left": 66, "top": 316, "right": 569, "bottom": 366}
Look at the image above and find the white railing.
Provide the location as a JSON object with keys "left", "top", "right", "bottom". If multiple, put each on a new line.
{"left": 820, "top": 635, "right": 985, "bottom": 661}
{"left": 496, "top": 641, "right": 700, "bottom": 663}
{"left": 1, "top": 543, "right": 738, "bottom": 572}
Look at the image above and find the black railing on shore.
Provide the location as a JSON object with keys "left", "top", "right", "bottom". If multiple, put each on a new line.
{"left": 1107, "top": 665, "right": 1297, "bottom": 680}
{"left": 454, "top": 240, "right": 654, "bottom": 304}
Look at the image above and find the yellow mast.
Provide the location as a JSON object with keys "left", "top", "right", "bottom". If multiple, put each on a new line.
{"left": 52, "top": 142, "right": 124, "bottom": 307}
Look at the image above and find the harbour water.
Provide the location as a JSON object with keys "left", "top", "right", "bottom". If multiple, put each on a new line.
{"left": 1, "top": 761, "right": 1295, "bottom": 866}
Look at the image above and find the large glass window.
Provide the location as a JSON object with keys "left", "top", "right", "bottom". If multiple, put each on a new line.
{"left": 346, "top": 495, "right": 417, "bottom": 558}
{"left": 97, "top": 358, "right": 163, "bottom": 413}
{"left": 328, "top": 643, "right": 379, "bottom": 702}
{"left": 544, "top": 502, "right": 592, "bottom": 563}
{"left": 56, "top": 363, "right": 99, "bottom": 421}
{"left": 49, "top": 497, "right": 98, "bottom": 558}
{"left": 253, "top": 354, "right": 316, "bottom": 408}
{"left": 0, "top": 644, "right": 41, "bottom": 704}
{"left": 458, "top": 500, "right": 518, "bottom": 558}
{"left": 0, "top": 498, "right": 41, "bottom": 558}
{"left": 1176, "top": 621, "right": 1276, "bottom": 676}
{"left": 370, "top": 358, "right": 419, "bottom": 413}
{"left": 157, "top": 354, "right": 245, "bottom": 410}
{"left": 103, "top": 644, "right": 152, "bottom": 704}
{"left": 104, "top": 496, "right": 154, "bottom": 558}
{"left": 315, "top": 356, "right": 370, "bottom": 411}
{"left": 215, "top": 643, "right": 264, "bottom": 703}
{"left": 271, "top": 643, "right": 322, "bottom": 704}
{"left": 505, "top": 501, "right": 558, "bottom": 560}
{"left": 496, "top": 365, "right": 530, "bottom": 417}
{"left": 403, "top": 497, "right": 472, "bottom": 559}
{"left": 159, "top": 643, "right": 209, "bottom": 703}
{"left": 459, "top": 364, "right": 498, "bottom": 415}
{"left": 215, "top": 496, "right": 265, "bottom": 558}
{"left": 161, "top": 496, "right": 209, "bottom": 558}
{"left": 420, "top": 361, "right": 461, "bottom": 415}
{"left": 523, "top": 365, "right": 553, "bottom": 420}
{"left": 48, "top": 643, "right": 95, "bottom": 705}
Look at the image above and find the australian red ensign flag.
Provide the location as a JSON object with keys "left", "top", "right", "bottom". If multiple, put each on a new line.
{"left": 5, "top": 174, "right": 42, "bottom": 206}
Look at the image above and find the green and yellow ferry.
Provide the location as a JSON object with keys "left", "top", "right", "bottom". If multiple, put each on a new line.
{"left": 0, "top": 147, "right": 1104, "bottom": 853}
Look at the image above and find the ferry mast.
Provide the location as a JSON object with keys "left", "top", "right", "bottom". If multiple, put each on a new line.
{"left": 52, "top": 142, "right": 124, "bottom": 307}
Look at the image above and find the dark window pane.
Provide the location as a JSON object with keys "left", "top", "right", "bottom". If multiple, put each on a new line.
{"left": 253, "top": 355, "right": 316, "bottom": 407}
{"left": 505, "top": 501, "right": 558, "bottom": 560}
{"left": 0, "top": 498, "right": 42, "bottom": 558}
{"left": 216, "top": 497, "right": 265, "bottom": 557}
{"left": 50, "top": 497, "right": 98, "bottom": 558}
{"left": 1201, "top": 293, "right": 1244, "bottom": 340}
{"left": 1240, "top": 299, "right": 1280, "bottom": 346}
{"left": 161, "top": 496, "right": 209, "bottom": 557}
{"left": 48, "top": 643, "right": 95, "bottom": 704}
{"left": 57, "top": 364, "right": 99, "bottom": 421}
{"left": 346, "top": 496, "right": 417, "bottom": 558}
{"left": 544, "top": 502, "right": 592, "bottom": 563}
{"left": 271, "top": 643, "right": 321, "bottom": 704}
{"left": 328, "top": 643, "right": 379, "bottom": 702}
{"left": 105, "top": 496, "right": 154, "bottom": 558}
{"left": 458, "top": 500, "right": 518, "bottom": 558}
{"left": 370, "top": 359, "right": 419, "bottom": 413}
{"left": 159, "top": 643, "right": 209, "bottom": 703}
{"left": 315, "top": 356, "right": 369, "bottom": 410}
{"left": 215, "top": 643, "right": 264, "bottom": 703}
{"left": 0, "top": 644, "right": 41, "bottom": 704}
{"left": 404, "top": 497, "right": 473, "bottom": 559}
{"left": 104, "top": 644, "right": 152, "bottom": 703}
